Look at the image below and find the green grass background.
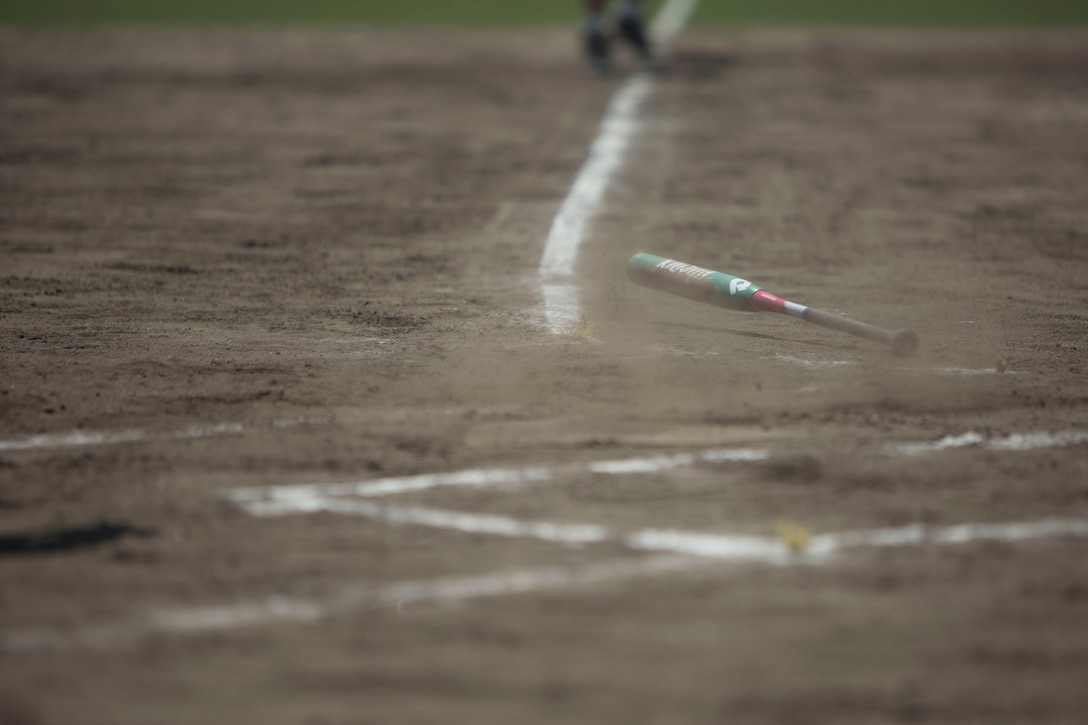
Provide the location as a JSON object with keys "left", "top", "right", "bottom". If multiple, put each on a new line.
{"left": 2, "top": 0, "right": 1086, "bottom": 27}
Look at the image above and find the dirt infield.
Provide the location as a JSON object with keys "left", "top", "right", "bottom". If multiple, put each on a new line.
{"left": 2, "top": 27, "right": 1088, "bottom": 724}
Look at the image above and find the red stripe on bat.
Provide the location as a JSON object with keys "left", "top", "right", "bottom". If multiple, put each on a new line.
{"left": 752, "top": 290, "right": 788, "bottom": 313}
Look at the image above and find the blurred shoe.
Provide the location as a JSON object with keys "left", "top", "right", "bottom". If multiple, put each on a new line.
{"left": 584, "top": 28, "right": 611, "bottom": 74}
{"left": 618, "top": 14, "right": 656, "bottom": 63}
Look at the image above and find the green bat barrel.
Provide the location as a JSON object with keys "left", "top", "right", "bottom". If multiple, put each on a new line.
{"left": 626, "top": 253, "right": 762, "bottom": 312}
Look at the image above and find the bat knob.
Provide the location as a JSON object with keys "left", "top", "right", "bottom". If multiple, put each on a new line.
{"left": 890, "top": 329, "right": 919, "bottom": 357}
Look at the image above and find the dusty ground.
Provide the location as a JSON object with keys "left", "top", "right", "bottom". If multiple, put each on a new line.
{"left": 1, "top": 27, "right": 1087, "bottom": 724}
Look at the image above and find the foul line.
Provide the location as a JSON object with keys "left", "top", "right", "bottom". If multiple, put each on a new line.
{"left": 539, "top": 77, "right": 650, "bottom": 333}
{"left": 650, "top": 0, "right": 701, "bottom": 40}
{"left": 538, "top": 0, "right": 699, "bottom": 334}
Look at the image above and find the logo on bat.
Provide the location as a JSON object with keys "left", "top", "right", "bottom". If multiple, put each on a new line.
{"left": 729, "top": 278, "right": 751, "bottom": 295}
{"left": 656, "top": 260, "right": 713, "bottom": 280}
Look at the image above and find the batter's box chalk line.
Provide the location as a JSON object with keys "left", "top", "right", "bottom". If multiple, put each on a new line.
{"left": 224, "top": 428, "right": 1088, "bottom": 506}
{"left": 4, "top": 429, "right": 1085, "bottom": 652}
{"left": 225, "top": 428, "right": 1088, "bottom": 564}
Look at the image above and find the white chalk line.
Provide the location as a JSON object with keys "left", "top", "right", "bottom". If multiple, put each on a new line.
{"left": 225, "top": 446, "right": 769, "bottom": 504}
{"left": 6, "top": 427, "right": 1084, "bottom": 653}
{"left": 0, "top": 359, "right": 1031, "bottom": 455}
{"left": 921, "top": 366, "right": 1019, "bottom": 376}
{"left": 0, "top": 405, "right": 518, "bottom": 454}
{"left": 538, "top": 0, "right": 696, "bottom": 334}
{"left": 809, "top": 519, "right": 1088, "bottom": 556}
{"left": 235, "top": 494, "right": 1088, "bottom": 562}
{"left": 0, "top": 422, "right": 246, "bottom": 453}
{"left": 226, "top": 428, "right": 1086, "bottom": 506}
{"left": 213, "top": 427, "right": 1088, "bottom": 634}
{"left": 240, "top": 496, "right": 612, "bottom": 546}
{"left": 539, "top": 77, "right": 651, "bottom": 334}
{"left": 772, "top": 353, "right": 857, "bottom": 370}
{"left": 6, "top": 516, "right": 1087, "bottom": 653}
{"left": 234, "top": 495, "right": 791, "bottom": 561}
{"left": 220, "top": 426, "right": 1088, "bottom": 610}
{"left": 637, "top": 519, "right": 1088, "bottom": 560}
{"left": 886, "top": 430, "right": 1088, "bottom": 456}
{"left": 0, "top": 363, "right": 1034, "bottom": 456}
{"left": 771, "top": 354, "right": 1016, "bottom": 377}
{"left": 0, "top": 554, "right": 699, "bottom": 653}
{"left": 650, "top": 0, "right": 701, "bottom": 40}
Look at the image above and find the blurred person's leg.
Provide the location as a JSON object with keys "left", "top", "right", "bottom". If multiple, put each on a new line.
{"left": 583, "top": 0, "right": 611, "bottom": 73}
{"left": 617, "top": 0, "right": 655, "bottom": 62}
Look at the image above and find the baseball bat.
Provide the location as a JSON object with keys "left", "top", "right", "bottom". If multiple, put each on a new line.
{"left": 626, "top": 253, "right": 919, "bottom": 356}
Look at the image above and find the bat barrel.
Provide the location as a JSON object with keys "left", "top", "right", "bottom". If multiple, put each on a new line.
{"left": 626, "top": 252, "right": 919, "bottom": 356}
{"left": 626, "top": 252, "right": 762, "bottom": 313}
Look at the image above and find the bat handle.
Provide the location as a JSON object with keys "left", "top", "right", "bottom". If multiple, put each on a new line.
{"left": 803, "top": 307, "right": 918, "bottom": 356}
